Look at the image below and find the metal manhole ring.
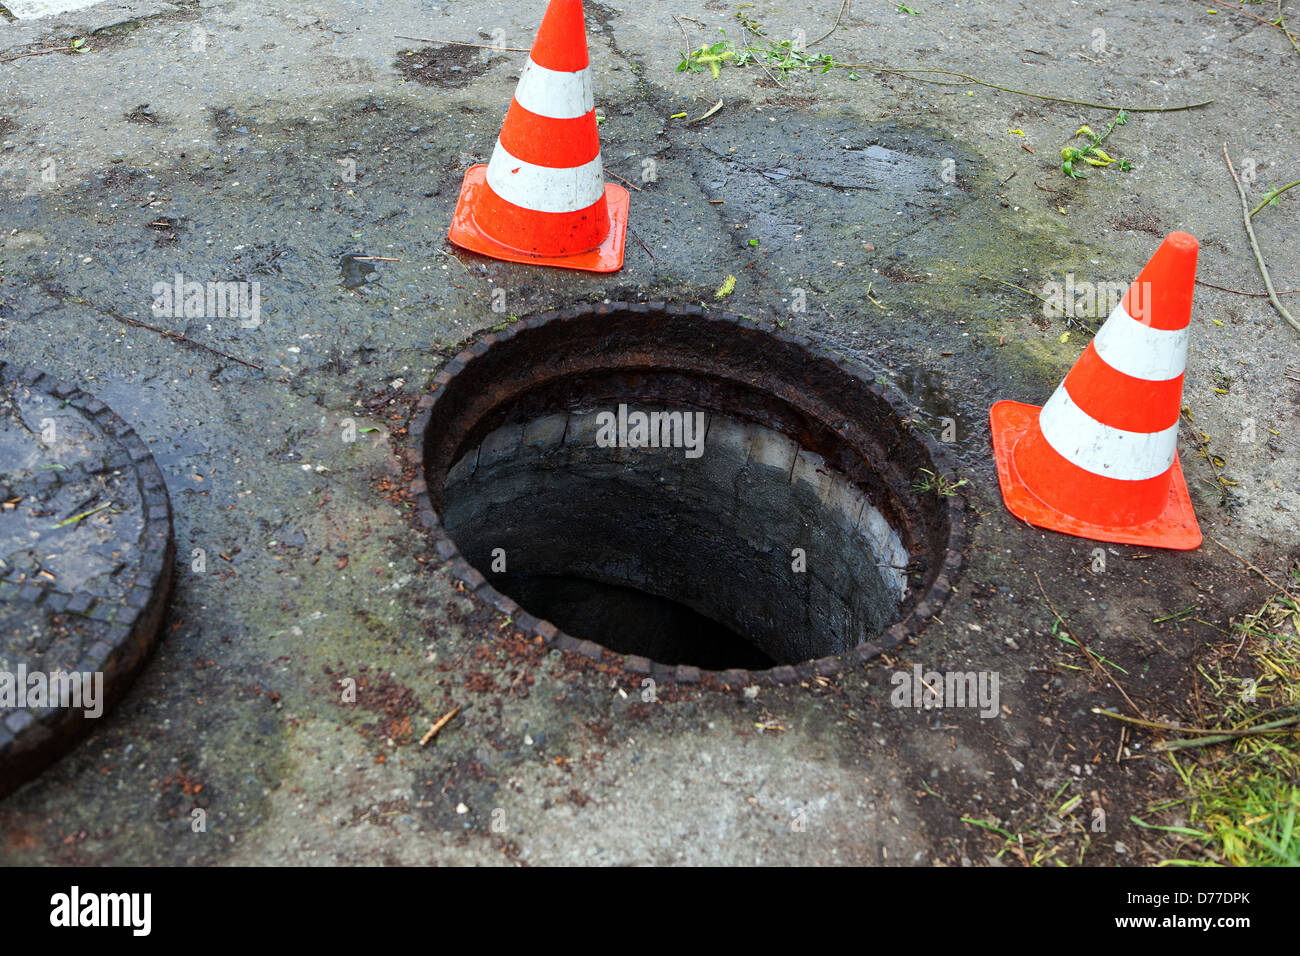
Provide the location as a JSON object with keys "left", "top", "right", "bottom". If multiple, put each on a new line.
{"left": 408, "top": 302, "right": 967, "bottom": 686}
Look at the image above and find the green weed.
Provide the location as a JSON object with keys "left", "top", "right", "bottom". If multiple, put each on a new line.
{"left": 1061, "top": 111, "right": 1133, "bottom": 179}
{"left": 912, "top": 467, "right": 969, "bottom": 498}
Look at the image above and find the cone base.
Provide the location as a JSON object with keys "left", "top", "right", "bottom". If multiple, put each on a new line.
{"left": 989, "top": 400, "right": 1202, "bottom": 550}
{"left": 447, "top": 165, "right": 628, "bottom": 273}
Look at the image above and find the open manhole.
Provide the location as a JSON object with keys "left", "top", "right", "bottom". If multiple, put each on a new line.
{"left": 411, "top": 303, "right": 965, "bottom": 684}
{"left": 0, "top": 364, "right": 173, "bottom": 797}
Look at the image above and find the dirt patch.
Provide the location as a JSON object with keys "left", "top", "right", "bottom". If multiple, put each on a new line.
{"left": 156, "top": 766, "right": 211, "bottom": 827}
{"left": 327, "top": 664, "right": 424, "bottom": 747}
{"left": 395, "top": 44, "right": 508, "bottom": 89}
{"left": 92, "top": 163, "right": 145, "bottom": 192}
{"left": 920, "top": 527, "right": 1293, "bottom": 866}
{"left": 209, "top": 106, "right": 250, "bottom": 140}
{"left": 878, "top": 259, "right": 929, "bottom": 283}
{"left": 768, "top": 93, "right": 822, "bottom": 110}
{"left": 1113, "top": 202, "right": 1165, "bottom": 236}
{"left": 125, "top": 103, "right": 162, "bottom": 126}
{"left": 145, "top": 215, "right": 181, "bottom": 245}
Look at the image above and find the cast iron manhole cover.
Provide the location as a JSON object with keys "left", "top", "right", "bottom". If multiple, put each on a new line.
{"left": 411, "top": 303, "right": 966, "bottom": 685}
{"left": 0, "top": 363, "right": 173, "bottom": 797}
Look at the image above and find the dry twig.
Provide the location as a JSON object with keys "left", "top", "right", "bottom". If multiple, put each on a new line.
{"left": 394, "top": 34, "right": 529, "bottom": 52}
{"left": 0, "top": 47, "right": 72, "bottom": 64}
{"left": 1196, "top": 279, "right": 1300, "bottom": 297}
{"left": 809, "top": 0, "right": 851, "bottom": 46}
{"left": 607, "top": 168, "right": 643, "bottom": 192}
{"left": 1210, "top": 535, "right": 1298, "bottom": 598}
{"left": 840, "top": 65, "right": 1212, "bottom": 112}
{"left": 1199, "top": 0, "right": 1300, "bottom": 54}
{"left": 629, "top": 228, "right": 656, "bottom": 261}
{"left": 420, "top": 704, "right": 462, "bottom": 746}
{"left": 1223, "top": 144, "right": 1300, "bottom": 335}
{"left": 1091, "top": 707, "right": 1300, "bottom": 750}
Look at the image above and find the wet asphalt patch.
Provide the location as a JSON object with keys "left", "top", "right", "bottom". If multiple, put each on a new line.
{"left": 395, "top": 44, "right": 511, "bottom": 90}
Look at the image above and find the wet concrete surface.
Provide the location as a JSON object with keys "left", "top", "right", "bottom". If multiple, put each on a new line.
{"left": 0, "top": 0, "right": 1297, "bottom": 864}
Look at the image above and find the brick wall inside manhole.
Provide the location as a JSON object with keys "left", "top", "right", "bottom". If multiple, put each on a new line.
{"left": 412, "top": 303, "right": 965, "bottom": 683}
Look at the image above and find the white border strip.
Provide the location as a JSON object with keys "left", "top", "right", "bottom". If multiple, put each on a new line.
{"left": 485, "top": 140, "right": 605, "bottom": 214}
{"left": 1039, "top": 384, "right": 1177, "bottom": 481}
{"left": 1093, "top": 302, "right": 1189, "bottom": 381}
{"left": 513, "top": 57, "right": 594, "bottom": 120}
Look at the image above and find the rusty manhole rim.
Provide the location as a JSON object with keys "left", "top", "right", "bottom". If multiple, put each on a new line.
{"left": 0, "top": 363, "right": 175, "bottom": 798}
{"left": 407, "top": 301, "right": 968, "bottom": 686}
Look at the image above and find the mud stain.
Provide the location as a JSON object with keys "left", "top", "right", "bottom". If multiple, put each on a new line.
{"left": 395, "top": 44, "right": 510, "bottom": 89}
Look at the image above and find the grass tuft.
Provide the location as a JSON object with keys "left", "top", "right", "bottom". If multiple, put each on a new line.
{"left": 1146, "top": 564, "right": 1300, "bottom": 866}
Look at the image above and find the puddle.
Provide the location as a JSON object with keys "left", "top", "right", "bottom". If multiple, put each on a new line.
{"left": 339, "top": 253, "right": 379, "bottom": 290}
{"left": 838, "top": 352, "right": 984, "bottom": 460}
{"left": 685, "top": 116, "right": 978, "bottom": 272}
{"left": 894, "top": 363, "right": 984, "bottom": 457}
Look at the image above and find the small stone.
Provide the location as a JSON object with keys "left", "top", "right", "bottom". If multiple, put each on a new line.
{"left": 456, "top": 803, "right": 468, "bottom": 814}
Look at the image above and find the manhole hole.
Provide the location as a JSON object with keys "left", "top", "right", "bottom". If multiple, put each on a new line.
{"left": 0, "top": 364, "right": 173, "bottom": 797}
{"left": 411, "top": 303, "right": 965, "bottom": 684}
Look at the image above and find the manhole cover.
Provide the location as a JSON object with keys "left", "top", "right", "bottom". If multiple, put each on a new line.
{"left": 0, "top": 364, "right": 173, "bottom": 797}
{"left": 411, "top": 303, "right": 965, "bottom": 684}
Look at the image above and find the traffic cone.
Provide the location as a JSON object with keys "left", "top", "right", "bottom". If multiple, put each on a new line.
{"left": 989, "top": 232, "right": 1202, "bottom": 550}
{"left": 447, "top": 0, "right": 628, "bottom": 272}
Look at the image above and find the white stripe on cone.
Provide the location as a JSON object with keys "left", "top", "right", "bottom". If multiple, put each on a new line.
{"left": 1038, "top": 384, "right": 1178, "bottom": 481}
{"left": 485, "top": 139, "right": 605, "bottom": 214}
{"left": 1092, "top": 302, "right": 1189, "bottom": 381}
{"left": 513, "top": 57, "right": 594, "bottom": 120}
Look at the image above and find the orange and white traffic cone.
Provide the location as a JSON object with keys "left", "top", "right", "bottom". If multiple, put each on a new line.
{"left": 989, "top": 232, "right": 1202, "bottom": 549}
{"left": 447, "top": 0, "right": 628, "bottom": 272}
